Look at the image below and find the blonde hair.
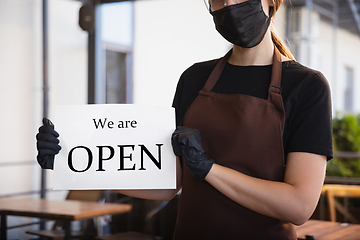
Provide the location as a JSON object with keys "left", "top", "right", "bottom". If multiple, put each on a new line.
{"left": 270, "top": 0, "right": 296, "bottom": 60}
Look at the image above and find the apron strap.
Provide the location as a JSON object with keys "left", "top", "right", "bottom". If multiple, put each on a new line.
{"left": 201, "top": 46, "right": 286, "bottom": 133}
{"left": 268, "top": 47, "right": 285, "bottom": 132}
{"left": 203, "top": 47, "right": 283, "bottom": 94}
{"left": 203, "top": 50, "right": 232, "bottom": 92}
{"left": 269, "top": 47, "right": 282, "bottom": 94}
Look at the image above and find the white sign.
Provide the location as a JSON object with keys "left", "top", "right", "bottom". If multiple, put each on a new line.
{"left": 53, "top": 104, "right": 176, "bottom": 190}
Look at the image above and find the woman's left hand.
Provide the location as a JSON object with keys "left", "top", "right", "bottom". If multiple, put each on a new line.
{"left": 171, "top": 126, "right": 215, "bottom": 182}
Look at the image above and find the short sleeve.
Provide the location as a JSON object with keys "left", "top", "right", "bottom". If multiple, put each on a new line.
{"left": 172, "top": 60, "right": 217, "bottom": 127}
{"left": 172, "top": 72, "right": 186, "bottom": 127}
{"left": 286, "top": 72, "right": 333, "bottom": 160}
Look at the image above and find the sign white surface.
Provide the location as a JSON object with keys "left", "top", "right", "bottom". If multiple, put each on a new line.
{"left": 53, "top": 104, "right": 176, "bottom": 190}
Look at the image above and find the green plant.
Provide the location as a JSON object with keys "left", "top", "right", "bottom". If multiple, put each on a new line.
{"left": 327, "top": 113, "right": 360, "bottom": 177}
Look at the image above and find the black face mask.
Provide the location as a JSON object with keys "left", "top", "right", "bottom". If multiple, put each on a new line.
{"left": 211, "top": 0, "right": 274, "bottom": 48}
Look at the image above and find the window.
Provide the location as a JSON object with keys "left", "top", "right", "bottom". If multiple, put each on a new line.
{"left": 344, "top": 67, "right": 354, "bottom": 112}
{"left": 105, "top": 50, "right": 127, "bottom": 103}
{"left": 102, "top": 2, "right": 134, "bottom": 104}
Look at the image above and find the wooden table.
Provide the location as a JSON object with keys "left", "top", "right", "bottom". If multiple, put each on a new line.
{"left": 0, "top": 197, "right": 132, "bottom": 240}
{"left": 296, "top": 220, "right": 360, "bottom": 239}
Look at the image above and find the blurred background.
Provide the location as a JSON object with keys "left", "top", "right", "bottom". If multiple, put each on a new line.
{"left": 1, "top": 0, "right": 360, "bottom": 239}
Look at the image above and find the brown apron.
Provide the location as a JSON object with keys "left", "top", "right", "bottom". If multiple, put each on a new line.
{"left": 173, "top": 48, "right": 297, "bottom": 240}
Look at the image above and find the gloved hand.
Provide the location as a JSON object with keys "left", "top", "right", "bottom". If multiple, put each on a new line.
{"left": 36, "top": 118, "right": 61, "bottom": 169}
{"left": 171, "top": 126, "right": 215, "bottom": 182}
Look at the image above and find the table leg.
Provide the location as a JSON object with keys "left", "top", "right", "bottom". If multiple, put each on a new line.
{"left": 0, "top": 213, "right": 7, "bottom": 240}
{"left": 64, "top": 220, "right": 71, "bottom": 240}
{"left": 320, "top": 193, "right": 325, "bottom": 220}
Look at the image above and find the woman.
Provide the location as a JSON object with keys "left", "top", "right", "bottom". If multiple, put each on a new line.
{"left": 36, "top": 0, "right": 333, "bottom": 239}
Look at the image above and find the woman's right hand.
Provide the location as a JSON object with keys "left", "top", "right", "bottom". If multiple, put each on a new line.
{"left": 171, "top": 126, "right": 215, "bottom": 183}
{"left": 36, "top": 118, "right": 61, "bottom": 169}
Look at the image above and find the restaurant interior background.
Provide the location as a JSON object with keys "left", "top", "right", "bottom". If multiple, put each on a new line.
{"left": 1, "top": 0, "right": 360, "bottom": 239}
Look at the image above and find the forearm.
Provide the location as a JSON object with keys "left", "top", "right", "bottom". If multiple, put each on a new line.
{"left": 205, "top": 164, "right": 304, "bottom": 224}
{"left": 205, "top": 153, "right": 326, "bottom": 225}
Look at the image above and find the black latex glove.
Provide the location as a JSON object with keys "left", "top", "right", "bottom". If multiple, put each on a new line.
{"left": 171, "top": 126, "right": 215, "bottom": 182}
{"left": 36, "top": 118, "right": 61, "bottom": 169}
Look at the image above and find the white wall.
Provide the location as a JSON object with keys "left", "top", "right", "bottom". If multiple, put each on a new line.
{"left": 133, "top": 0, "right": 231, "bottom": 106}
{"left": 0, "top": 0, "right": 88, "bottom": 238}
{"left": 0, "top": 0, "right": 88, "bottom": 200}
{"left": 102, "top": 2, "right": 133, "bottom": 46}
{"left": 0, "top": 0, "right": 42, "bottom": 198}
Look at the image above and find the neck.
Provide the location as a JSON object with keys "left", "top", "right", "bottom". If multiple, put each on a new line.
{"left": 228, "top": 31, "right": 275, "bottom": 66}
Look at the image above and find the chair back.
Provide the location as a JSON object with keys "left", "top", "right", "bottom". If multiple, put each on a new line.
{"left": 66, "top": 190, "right": 103, "bottom": 202}
{"left": 322, "top": 184, "right": 360, "bottom": 223}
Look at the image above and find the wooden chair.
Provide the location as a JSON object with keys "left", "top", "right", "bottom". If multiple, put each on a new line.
{"left": 96, "top": 200, "right": 168, "bottom": 240}
{"left": 322, "top": 184, "right": 360, "bottom": 223}
{"left": 26, "top": 190, "right": 103, "bottom": 239}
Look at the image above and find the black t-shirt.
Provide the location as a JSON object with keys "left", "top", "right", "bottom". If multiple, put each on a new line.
{"left": 172, "top": 58, "right": 333, "bottom": 161}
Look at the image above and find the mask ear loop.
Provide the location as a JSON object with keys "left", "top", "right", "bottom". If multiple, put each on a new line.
{"left": 269, "top": 6, "right": 274, "bottom": 19}
{"left": 204, "top": 0, "right": 212, "bottom": 12}
{"left": 270, "top": 18, "right": 275, "bottom": 32}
